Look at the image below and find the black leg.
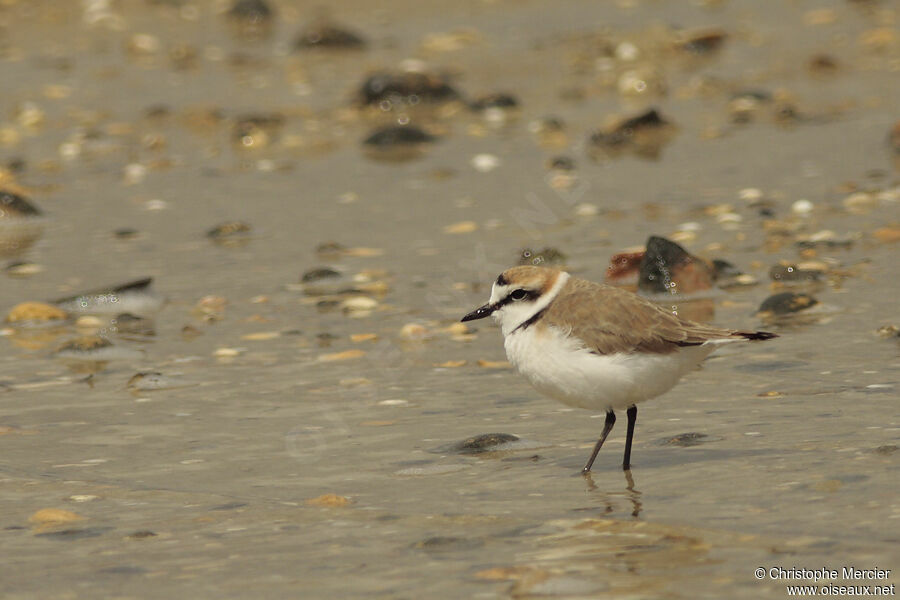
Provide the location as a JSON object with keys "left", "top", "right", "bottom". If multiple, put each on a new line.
{"left": 623, "top": 404, "right": 637, "bottom": 470}
{"left": 582, "top": 410, "right": 616, "bottom": 473}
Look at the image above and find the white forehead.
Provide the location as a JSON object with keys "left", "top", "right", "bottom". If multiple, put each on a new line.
{"left": 488, "top": 283, "right": 511, "bottom": 305}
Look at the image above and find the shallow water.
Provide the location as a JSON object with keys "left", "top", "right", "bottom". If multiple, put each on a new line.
{"left": 1, "top": 0, "right": 898, "bottom": 598}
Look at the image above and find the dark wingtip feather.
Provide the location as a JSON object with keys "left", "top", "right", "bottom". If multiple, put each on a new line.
{"left": 738, "top": 330, "right": 778, "bottom": 341}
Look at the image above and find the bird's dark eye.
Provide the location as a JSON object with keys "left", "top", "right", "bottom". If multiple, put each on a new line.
{"left": 510, "top": 289, "right": 528, "bottom": 301}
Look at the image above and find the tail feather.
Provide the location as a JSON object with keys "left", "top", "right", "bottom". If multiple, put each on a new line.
{"left": 735, "top": 330, "right": 778, "bottom": 341}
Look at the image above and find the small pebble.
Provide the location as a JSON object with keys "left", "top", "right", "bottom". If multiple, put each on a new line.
{"left": 28, "top": 508, "right": 84, "bottom": 530}
{"left": 318, "top": 349, "right": 366, "bottom": 362}
{"left": 443, "top": 221, "right": 478, "bottom": 234}
{"left": 399, "top": 323, "right": 429, "bottom": 340}
{"left": 341, "top": 296, "right": 378, "bottom": 313}
{"left": 378, "top": 399, "right": 409, "bottom": 406}
{"left": 67, "top": 495, "right": 100, "bottom": 503}
{"left": 574, "top": 203, "right": 599, "bottom": 217}
{"left": 213, "top": 347, "right": 244, "bottom": 357}
{"left": 471, "top": 153, "right": 500, "bottom": 172}
{"left": 791, "top": 199, "right": 814, "bottom": 214}
{"left": 5, "top": 302, "right": 68, "bottom": 324}
{"left": 305, "top": 494, "right": 352, "bottom": 507}
{"left": 4, "top": 262, "right": 43, "bottom": 277}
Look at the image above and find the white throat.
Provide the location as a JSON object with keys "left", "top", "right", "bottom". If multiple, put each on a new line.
{"left": 492, "top": 271, "right": 570, "bottom": 337}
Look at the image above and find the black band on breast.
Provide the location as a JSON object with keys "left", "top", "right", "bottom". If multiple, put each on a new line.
{"left": 512, "top": 307, "right": 547, "bottom": 333}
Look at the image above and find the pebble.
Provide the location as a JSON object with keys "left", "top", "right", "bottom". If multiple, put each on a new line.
{"left": 399, "top": 323, "right": 429, "bottom": 340}
{"left": 67, "top": 495, "right": 100, "bottom": 503}
{"left": 4, "top": 261, "right": 43, "bottom": 277}
{"left": 193, "top": 295, "right": 227, "bottom": 322}
{"left": 318, "top": 349, "right": 366, "bottom": 362}
{"left": 362, "top": 125, "right": 436, "bottom": 148}
{"left": 843, "top": 192, "right": 878, "bottom": 214}
{"left": 873, "top": 226, "right": 900, "bottom": 243}
{"left": 350, "top": 333, "right": 378, "bottom": 343}
{"left": 207, "top": 221, "right": 252, "bottom": 240}
{"left": 757, "top": 292, "right": 819, "bottom": 318}
{"left": 738, "top": 188, "right": 763, "bottom": 202}
{"left": 28, "top": 508, "right": 84, "bottom": 530}
{"left": 443, "top": 221, "right": 478, "bottom": 234}
{"left": 241, "top": 331, "right": 280, "bottom": 341}
{"left": 301, "top": 267, "right": 341, "bottom": 283}
{"left": 358, "top": 71, "right": 460, "bottom": 108}
{"left": 678, "top": 28, "right": 728, "bottom": 55}
{"left": 434, "top": 360, "right": 467, "bottom": 368}
{"left": 875, "top": 325, "right": 899, "bottom": 339}
{"left": 227, "top": 0, "right": 274, "bottom": 39}
{"left": 213, "top": 347, "right": 244, "bottom": 357}
{"left": 588, "top": 108, "right": 676, "bottom": 159}
{"left": 378, "top": 399, "right": 409, "bottom": 406}
{"left": 5, "top": 301, "right": 68, "bottom": 324}
{"left": 305, "top": 494, "right": 352, "bottom": 508}
{"left": 438, "top": 322, "right": 469, "bottom": 336}
{"left": 341, "top": 296, "right": 378, "bottom": 313}
{"left": 656, "top": 432, "right": 718, "bottom": 447}
{"left": 791, "top": 199, "right": 814, "bottom": 214}
{"left": 477, "top": 359, "right": 510, "bottom": 369}
{"left": 294, "top": 20, "right": 366, "bottom": 51}
{"left": 74, "top": 315, "right": 104, "bottom": 329}
{"left": 574, "top": 203, "right": 599, "bottom": 217}
{"left": 471, "top": 153, "right": 500, "bottom": 172}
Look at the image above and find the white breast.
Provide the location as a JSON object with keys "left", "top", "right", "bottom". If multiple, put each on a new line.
{"left": 503, "top": 324, "right": 717, "bottom": 411}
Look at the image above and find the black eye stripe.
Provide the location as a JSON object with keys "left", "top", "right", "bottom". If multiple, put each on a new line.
{"left": 495, "top": 288, "right": 539, "bottom": 308}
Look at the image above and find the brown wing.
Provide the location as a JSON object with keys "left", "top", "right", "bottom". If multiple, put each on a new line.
{"left": 542, "top": 277, "right": 746, "bottom": 355}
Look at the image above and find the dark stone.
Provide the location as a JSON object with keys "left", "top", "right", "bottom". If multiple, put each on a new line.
{"left": 449, "top": 433, "right": 519, "bottom": 454}
{"left": 362, "top": 125, "right": 436, "bottom": 147}
{"left": 656, "top": 432, "right": 714, "bottom": 447}
{"left": 113, "top": 228, "right": 139, "bottom": 239}
{"left": 414, "top": 536, "right": 484, "bottom": 553}
{"left": 228, "top": 0, "right": 272, "bottom": 23}
{"left": 295, "top": 22, "right": 366, "bottom": 50}
{"left": 36, "top": 527, "right": 110, "bottom": 540}
{"left": 757, "top": 292, "right": 818, "bottom": 316}
{"left": 680, "top": 30, "right": 727, "bottom": 55}
{"left": 207, "top": 221, "right": 251, "bottom": 239}
{"left": 302, "top": 267, "right": 341, "bottom": 282}
{"left": 232, "top": 114, "right": 284, "bottom": 143}
{"left": 358, "top": 72, "right": 460, "bottom": 107}
{"left": 0, "top": 190, "right": 41, "bottom": 217}
{"left": 547, "top": 156, "right": 575, "bottom": 171}
{"left": 470, "top": 93, "right": 519, "bottom": 110}
{"left": 588, "top": 109, "right": 675, "bottom": 159}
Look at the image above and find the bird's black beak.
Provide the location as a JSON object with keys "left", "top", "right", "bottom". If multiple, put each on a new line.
{"left": 461, "top": 303, "right": 495, "bottom": 322}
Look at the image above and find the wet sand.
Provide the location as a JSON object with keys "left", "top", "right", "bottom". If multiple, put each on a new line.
{"left": 1, "top": 0, "right": 898, "bottom": 598}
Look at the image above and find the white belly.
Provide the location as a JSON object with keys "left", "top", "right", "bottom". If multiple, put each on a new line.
{"left": 503, "top": 325, "right": 716, "bottom": 411}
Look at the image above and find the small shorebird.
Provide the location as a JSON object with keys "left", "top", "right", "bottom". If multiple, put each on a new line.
{"left": 462, "top": 266, "right": 776, "bottom": 472}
